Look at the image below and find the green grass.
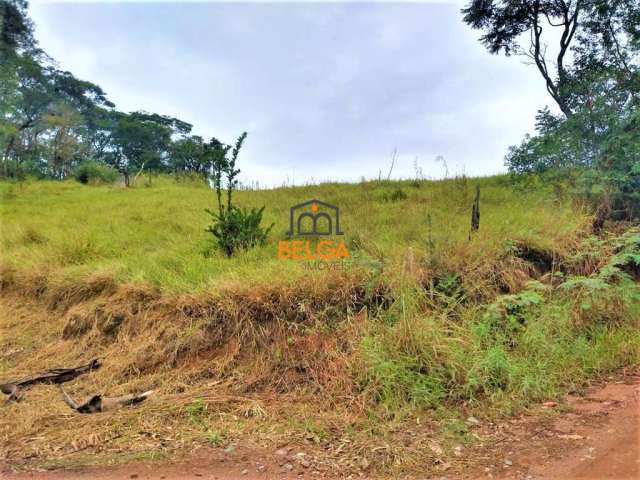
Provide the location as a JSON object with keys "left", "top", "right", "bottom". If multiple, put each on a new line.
{"left": 0, "top": 175, "right": 585, "bottom": 291}
{"left": 356, "top": 231, "right": 640, "bottom": 416}
{"left": 1, "top": 175, "right": 639, "bottom": 472}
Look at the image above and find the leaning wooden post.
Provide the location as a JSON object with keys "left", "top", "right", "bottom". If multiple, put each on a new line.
{"left": 469, "top": 185, "right": 480, "bottom": 240}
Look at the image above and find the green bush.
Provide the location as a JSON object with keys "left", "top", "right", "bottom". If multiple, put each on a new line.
{"left": 357, "top": 232, "right": 640, "bottom": 413}
{"left": 506, "top": 97, "right": 640, "bottom": 222}
{"left": 205, "top": 132, "right": 273, "bottom": 257}
{"left": 73, "top": 161, "right": 119, "bottom": 184}
{"left": 206, "top": 206, "right": 273, "bottom": 257}
{"left": 476, "top": 290, "right": 544, "bottom": 349}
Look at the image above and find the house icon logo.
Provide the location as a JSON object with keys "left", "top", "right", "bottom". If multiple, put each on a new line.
{"left": 287, "top": 199, "right": 344, "bottom": 237}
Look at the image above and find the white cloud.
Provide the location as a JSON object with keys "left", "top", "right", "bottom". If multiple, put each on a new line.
{"left": 29, "top": 1, "right": 550, "bottom": 186}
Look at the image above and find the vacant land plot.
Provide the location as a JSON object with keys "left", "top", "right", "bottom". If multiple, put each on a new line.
{"left": 0, "top": 176, "right": 583, "bottom": 290}
{"left": 1, "top": 176, "right": 638, "bottom": 477}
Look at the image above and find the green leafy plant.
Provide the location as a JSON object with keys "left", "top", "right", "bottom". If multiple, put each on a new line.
{"left": 185, "top": 398, "right": 208, "bottom": 427}
{"left": 207, "top": 205, "right": 272, "bottom": 257}
{"left": 72, "top": 161, "right": 118, "bottom": 184}
{"left": 205, "top": 133, "right": 273, "bottom": 257}
{"left": 204, "top": 430, "right": 226, "bottom": 446}
{"left": 476, "top": 290, "right": 544, "bottom": 349}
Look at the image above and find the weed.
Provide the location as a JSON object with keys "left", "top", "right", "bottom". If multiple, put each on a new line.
{"left": 204, "top": 430, "right": 226, "bottom": 446}
{"left": 301, "top": 418, "right": 330, "bottom": 443}
{"left": 357, "top": 231, "right": 640, "bottom": 416}
{"left": 478, "top": 290, "right": 544, "bottom": 348}
{"left": 382, "top": 188, "right": 408, "bottom": 202}
{"left": 21, "top": 227, "right": 47, "bottom": 245}
{"left": 206, "top": 205, "right": 273, "bottom": 257}
{"left": 442, "top": 418, "right": 470, "bottom": 441}
{"left": 205, "top": 133, "right": 274, "bottom": 256}
{"left": 186, "top": 398, "right": 208, "bottom": 427}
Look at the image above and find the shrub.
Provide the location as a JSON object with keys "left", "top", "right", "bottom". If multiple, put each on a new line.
{"left": 506, "top": 100, "right": 640, "bottom": 222}
{"left": 205, "top": 133, "right": 273, "bottom": 257}
{"left": 206, "top": 206, "right": 272, "bottom": 257}
{"left": 476, "top": 290, "right": 544, "bottom": 349}
{"left": 73, "top": 161, "right": 119, "bottom": 184}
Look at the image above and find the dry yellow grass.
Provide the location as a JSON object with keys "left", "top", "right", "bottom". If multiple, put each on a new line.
{"left": 2, "top": 178, "right": 638, "bottom": 477}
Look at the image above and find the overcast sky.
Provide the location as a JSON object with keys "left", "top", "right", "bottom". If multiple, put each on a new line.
{"left": 29, "top": 1, "right": 552, "bottom": 186}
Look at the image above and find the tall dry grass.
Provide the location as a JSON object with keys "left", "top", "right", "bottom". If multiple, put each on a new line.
{"left": 1, "top": 176, "right": 638, "bottom": 476}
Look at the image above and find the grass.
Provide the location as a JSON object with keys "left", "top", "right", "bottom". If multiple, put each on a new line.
{"left": 357, "top": 280, "right": 640, "bottom": 417}
{"left": 1, "top": 174, "right": 638, "bottom": 476}
{"left": 0, "top": 174, "right": 585, "bottom": 291}
{"left": 359, "top": 230, "right": 640, "bottom": 416}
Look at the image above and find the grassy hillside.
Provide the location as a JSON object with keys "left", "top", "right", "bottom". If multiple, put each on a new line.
{"left": 1, "top": 176, "right": 638, "bottom": 475}
{"left": 0, "top": 175, "right": 584, "bottom": 290}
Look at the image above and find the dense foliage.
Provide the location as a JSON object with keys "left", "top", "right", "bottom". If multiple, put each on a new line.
{"left": 464, "top": 0, "right": 639, "bottom": 221}
{"left": 507, "top": 100, "right": 640, "bottom": 220}
{"left": 0, "top": 0, "right": 228, "bottom": 184}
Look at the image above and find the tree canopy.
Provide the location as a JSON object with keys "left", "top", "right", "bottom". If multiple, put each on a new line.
{"left": 463, "top": 0, "right": 640, "bottom": 221}
{"left": 463, "top": 0, "right": 639, "bottom": 118}
{"left": 0, "top": 0, "right": 232, "bottom": 184}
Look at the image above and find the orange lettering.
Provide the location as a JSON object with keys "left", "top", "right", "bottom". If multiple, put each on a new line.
{"left": 334, "top": 240, "right": 350, "bottom": 259}
{"left": 292, "top": 240, "right": 304, "bottom": 260}
{"left": 318, "top": 240, "right": 333, "bottom": 260}
{"left": 278, "top": 240, "right": 291, "bottom": 259}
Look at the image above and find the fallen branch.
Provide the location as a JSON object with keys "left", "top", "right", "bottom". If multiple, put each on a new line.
{"left": 0, "top": 359, "right": 101, "bottom": 402}
{"left": 60, "top": 386, "right": 154, "bottom": 413}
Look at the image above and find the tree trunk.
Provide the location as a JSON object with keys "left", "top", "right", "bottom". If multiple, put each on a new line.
{"left": 2, "top": 135, "right": 15, "bottom": 177}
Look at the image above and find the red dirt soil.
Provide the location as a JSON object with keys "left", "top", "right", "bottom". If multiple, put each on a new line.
{"left": 3, "top": 375, "right": 639, "bottom": 480}
{"left": 491, "top": 375, "right": 640, "bottom": 480}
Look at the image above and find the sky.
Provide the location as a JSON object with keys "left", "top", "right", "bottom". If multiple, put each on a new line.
{"left": 29, "top": 1, "right": 553, "bottom": 186}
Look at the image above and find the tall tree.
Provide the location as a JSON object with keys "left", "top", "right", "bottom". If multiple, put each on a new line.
{"left": 0, "top": 0, "right": 37, "bottom": 60}
{"left": 0, "top": 0, "right": 215, "bottom": 182}
{"left": 482, "top": 1, "right": 640, "bottom": 221}
{"left": 41, "top": 103, "right": 83, "bottom": 178}
{"left": 462, "top": 0, "right": 639, "bottom": 118}
{"left": 106, "top": 111, "right": 192, "bottom": 185}
{"left": 2, "top": 59, "right": 114, "bottom": 171}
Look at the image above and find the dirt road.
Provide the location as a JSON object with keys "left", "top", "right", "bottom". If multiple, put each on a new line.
{"left": 493, "top": 375, "right": 640, "bottom": 480}
{"left": 3, "top": 375, "right": 639, "bottom": 480}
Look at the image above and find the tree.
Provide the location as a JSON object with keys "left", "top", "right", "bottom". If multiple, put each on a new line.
{"left": 106, "top": 111, "right": 192, "bottom": 186}
{"left": 0, "top": 0, "right": 217, "bottom": 183}
{"left": 41, "top": 103, "right": 83, "bottom": 179}
{"left": 0, "top": 0, "right": 37, "bottom": 60}
{"left": 82, "top": 105, "right": 116, "bottom": 161}
{"left": 506, "top": 75, "right": 639, "bottom": 220}
{"left": 465, "top": 1, "right": 639, "bottom": 223}
{"left": 171, "top": 135, "right": 219, "bottom": 179}
{"left": 1, "top": 59, "right": 114, "bottom": 175}
{"left": 462, "top": 0, "right": 639, "bottom": 118}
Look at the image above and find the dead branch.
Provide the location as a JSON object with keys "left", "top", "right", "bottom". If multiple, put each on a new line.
{"left": 0, "top": 359, "right": 101, "bottom": 402}
{"left": 60, "top": 386, "right": 154, "bottom": 414}
{"left": 387, "top": 148, "right": 397, "bottom": 181}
